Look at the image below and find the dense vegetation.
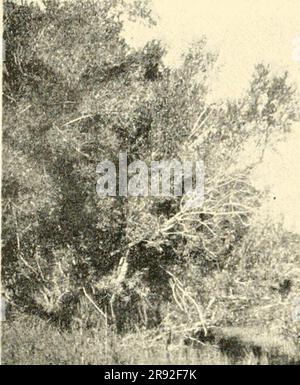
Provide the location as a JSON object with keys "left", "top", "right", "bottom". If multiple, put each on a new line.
{"left": 2, "top": 0, "right": 300, "bottom": 364}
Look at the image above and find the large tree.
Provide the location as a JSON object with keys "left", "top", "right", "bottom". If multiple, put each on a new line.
{"left": 2, "top": 0, "right": 298, "bottom": 331}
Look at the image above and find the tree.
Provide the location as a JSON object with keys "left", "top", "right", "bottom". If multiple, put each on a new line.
{"left": 2, "top": 0, "right": 298, "bottom": 332}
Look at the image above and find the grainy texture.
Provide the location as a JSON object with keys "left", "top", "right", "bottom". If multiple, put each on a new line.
{"left": 1, "top": 0, "right": 300, "bottom": 365}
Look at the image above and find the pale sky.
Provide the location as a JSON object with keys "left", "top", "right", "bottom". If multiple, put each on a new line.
{"left": 123, "top": 0, "right": 300, "bottom": 100}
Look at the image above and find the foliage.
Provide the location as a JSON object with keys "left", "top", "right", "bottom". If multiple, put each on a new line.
{"left": 2, "top": 0, "right": 299, "bottom": 353}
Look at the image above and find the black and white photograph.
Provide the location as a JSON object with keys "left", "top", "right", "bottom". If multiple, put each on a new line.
{"left": 1, "top": 0, "right": 300, "bottom": 366}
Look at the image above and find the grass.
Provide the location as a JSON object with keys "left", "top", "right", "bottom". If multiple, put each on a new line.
{"left": 2, "top": 312, "right": 299, "bottom": 365}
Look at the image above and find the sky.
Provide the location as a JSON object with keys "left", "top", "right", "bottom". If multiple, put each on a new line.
{"left": 11, "top": 0, "right": 300, "bottom": 234}
{"left": 123, "top": 0, "right": 300, "bottom": 100}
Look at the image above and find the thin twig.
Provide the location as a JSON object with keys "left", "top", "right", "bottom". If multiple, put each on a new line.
{"left": 82, "top": 286, "right": 107, "bottom": 320}
{"left": 62, "top": 114, "right": 93, "bottom": 127}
